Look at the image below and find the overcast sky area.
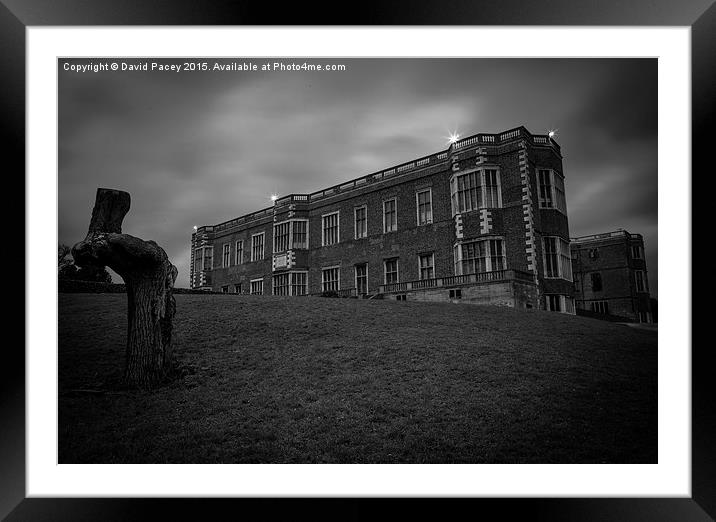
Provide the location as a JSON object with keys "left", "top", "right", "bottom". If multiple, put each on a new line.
{"left": 59, "top": 58, "right": 657, "bottom": 296}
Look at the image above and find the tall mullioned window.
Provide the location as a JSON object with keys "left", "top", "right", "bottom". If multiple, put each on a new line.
{"left": 383, "top": 199, "right": 397, "bottom": 232}
{"left": 251, "top": 233, "right": 265, "bottom": 261}
{"left": 416, "top": 189, "right": 433, "bottom": 225}
{"left": 384, "top": 258, "right": 399, "bottom": 284}
{"left": 483, "top": 169, "right": 501, "bottom": 208}
{"left": 273, "top": 220, "right": 308, "bottom": 252}
{"left": 292, "top": 220, "right": 308, "bottom": 249}
{"left": 631, "top": 244, "right": 643, "bottom": 259}
{"left": 538, "top": 169, "right": 567, "bottom": 214}
{"left": 635, "top": 270, "right": 647, "bottom": 292}
{"left": 419, "top": 253, "right": 435, "bottom": 280}
{"left": 235, "top": 240, "right": 243, "bottom": 265}
{"left": 273, "top": 222, "right": 290, "bottom": 253}
{"left": 354, "top": 206, "right": 367, "bottom": 239}
{"left": 273, "top": 273, "right": 290, "bottom": 296}
{"left": 355, "top": 263, "right": 368, "bottom": 294}
{"left": 322, "top": 212, "right": 339, "bottom": 246}
{"left": 455, "top": 239, "right": 505, "bottom": 275}
{"left": 450, "top": 168, "right": 502, "bottom": 215}
{"left": 291, "top": 272, "right": 308, "bottom": 295}
{"left": 322, "top": 267, "right": 340, "bottom": 292}
{"left": 203, "top": 248, "right": 213, "bottom": 270}
{"left": 222, "top": 243, "right": 231, "bottom": 267}
{"left": 542, "top": 237, "right": 573, "bottom": 281}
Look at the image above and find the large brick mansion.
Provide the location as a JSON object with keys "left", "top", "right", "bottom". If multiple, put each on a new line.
{"left": 190, "top": 126, "right": 578, "bottom": 313}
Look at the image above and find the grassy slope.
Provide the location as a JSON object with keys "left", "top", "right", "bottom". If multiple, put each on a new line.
{"left": 58, "top": 294, "right": 657, "bottom": 463}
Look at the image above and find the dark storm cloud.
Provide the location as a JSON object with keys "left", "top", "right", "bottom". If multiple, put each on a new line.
{"left": 58, "top": 58, "right": 658, "bottom": 295}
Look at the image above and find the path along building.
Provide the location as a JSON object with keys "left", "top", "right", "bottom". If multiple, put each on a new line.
{"left": 190, "top": 126, "right": 575, "bottom": 313}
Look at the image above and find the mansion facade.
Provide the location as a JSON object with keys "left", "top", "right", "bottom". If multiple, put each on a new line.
{"left": 190, "top": 126, "right": 575, "bottom": 312}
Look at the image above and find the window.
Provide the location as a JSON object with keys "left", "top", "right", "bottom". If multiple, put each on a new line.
{"left": 291, "top": 272, "right": 308, "bottom": 295}
{"left": 274, "top": 220, "right": 308, "bottom": 252}
{"left": 322, "top": 266, "right": 340, "bottom": 292}
{"left": 251, "top": 232, "right": 265, "bottom": 261}
{"left": 221, "top": 285, "right": 229, "bottom": 293}
{"left": 449, "top": 288, "right": 462, "bottom": 299}
{"left": 250, "top": 278, "right": 263, "bottom": 295}
{"left": 273, "top": 222, "right": 290, "bottom": 253}
{"left": 383, "top": 199, "right": 397, "bottom": 233}
{"left": 591, "top": 272, "right": 603, "bottom": 292}
{"left": 546, "top": 294, "right": 575, "bottom": 314}
{"left": 589, "top": 248, "right": 599, "bottom": 259}
{"left": 591, "top": 301, "right": 609, "bottom": 315}
{"left": 418, "top": 253, "right": 435, "bottom": 280}
{"left": 273, "top": 272, "right": 307, "bottom": 296}
{"left": 194, "top": 248, "right": 203, "bottom": 272}
{"left": 455, "top": 239, "right": 505, "bottom": 275}
{"left": 292, "top": 220, "right": 308, "bottom": 249}
{"left": 416, "top": 189, "right": 433, "bottom": 225}
{"left": 635, "top": 270, "right": 647, "bottom": 292}
{"left": 322, "top": 212, "right": 339, "bottom": 246}
{"left": 631, "top": 244, "right": 643, "bottom": 259}
{"left": 235, "top": 240, "right": 243, "bottom": 265}
{"left": 396, "top": 294, "right": 407, "bottom": 301}
{"left": 354, "top": 206, "right": 367, "bottom": 239}
{"left": 384, "top": 258, "right": 399, "bottom": 284}
{"left": 538, "top": 169, "right": 567, "bottom": 214}
{"left": 222, "top": 243, "right": 231, "bottom": 267}
{"left": 234, "top": 283, "right": 242, "bottom": 294}
{"left": 202, "top": 247, "right": 213, "bottom": 270}
{"left": 273, "top": 273, "right": 290, "bottom": 296}
{"left": 542, "top": 237, "right": 573, "bottom": 281}
{"left": 450, "top": 168, "right": 502, "bottom": 215}
{"left": 483, "top": 169, "right": 501, "bottom": 208}
{"left": 355, "top": 263, "right": 368, "bottom": 294}
{"left": 546, "top": 294, "right": 561, "bottom": 312}
{"left": 639, "top": 311, "right": 651, "bottom": 323}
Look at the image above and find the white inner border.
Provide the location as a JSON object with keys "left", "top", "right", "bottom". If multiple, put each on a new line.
{"left": 27, "top": 27, "right": 691, "bottom": 497}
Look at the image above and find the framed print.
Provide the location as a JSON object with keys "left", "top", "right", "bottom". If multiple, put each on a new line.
{"left": 3, "top": 0, "right": 712, "bottom": 519}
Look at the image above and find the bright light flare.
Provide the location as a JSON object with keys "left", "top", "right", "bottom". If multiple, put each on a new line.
{"left": 548, "top": 129, "right": 558, "bottom": 139}
{"left": 270, "top": 194, "right": 279, "bottom": 202}
{"left": 445, "top": 131, "right": 461, "bottom": 145}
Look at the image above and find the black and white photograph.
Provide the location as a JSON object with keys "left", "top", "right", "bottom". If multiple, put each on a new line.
{"left": 57, "top": 57, "right": 658, "bottom": 464}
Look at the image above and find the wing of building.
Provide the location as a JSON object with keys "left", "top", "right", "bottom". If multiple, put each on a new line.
{"left": 190, "top": 126, "right": 577, "bottom": 313}
{"left": 570, "top": 230, "right": 654, "bottom": 323}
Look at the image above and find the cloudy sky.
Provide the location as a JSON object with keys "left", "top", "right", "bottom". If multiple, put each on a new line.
{"left": 59, "top": 58, "right": 657, "bottom": 295}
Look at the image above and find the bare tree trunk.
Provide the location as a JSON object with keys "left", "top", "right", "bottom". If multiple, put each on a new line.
{"left": 72, "top": 188, "right": 178, "bottom": 389}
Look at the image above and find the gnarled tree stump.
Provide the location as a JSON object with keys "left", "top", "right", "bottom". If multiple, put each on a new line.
{"left": 72, "top": 188, "right": 178, "bottom": 389}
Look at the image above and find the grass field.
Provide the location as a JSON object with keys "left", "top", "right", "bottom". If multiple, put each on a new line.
{"left": 58, "top": 293, "right": 657, "bottom": 463}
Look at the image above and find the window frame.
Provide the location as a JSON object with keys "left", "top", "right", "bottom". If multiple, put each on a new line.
{"left": 415, "top": 188, "right": 433, "bottom": 226}
{"left": 634, "top": 269, "right": 648, "bottom": 293}
{"left": 251, "top": 232, "right": 265, "bottom": 262}
{"left": 383, "top": 198, "right": 398, "bottom": 233}
{"left": 449, "top": 166, "right": 502, "bottom": 216}
{"left": 235, "top": 240, "right": 243, "bottom": 265}
{"left": 537, "top": 168, "right": 567, "bottom": 214}
{"left": 383, "top": 257, "right": 399, "bottom": 284}
{"left": 222, "top": 242, "right": 231, "bottom": 268}
{"left": 273, "top": 219, "right": 309, "bottom": 253}
{"left": 454, "top": 238, "right": 506, "bottom": 275}
{"left": 321, "top": 211, "right": 340, "bottom": 246}
{"left": 542, "top": 236, "right": 573, "bottom": 281}
{"left": 355, "top": 263, "right": 368, "bottom": 294}
{"left": 418, "top": 252, "right": 435, "bottom": 280}
{"left": 354, "top": 205, "right": 368, "bottom": 239}
{"left": 321, "top": 265, "right": 341, "bottom": 292}
{"left": 250, "top": 277, "right": 264, "bottom": 295}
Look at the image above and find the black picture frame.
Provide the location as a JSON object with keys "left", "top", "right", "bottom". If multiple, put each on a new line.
{"left": 3, "top": 1, "right": 711, "bottom": 520}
